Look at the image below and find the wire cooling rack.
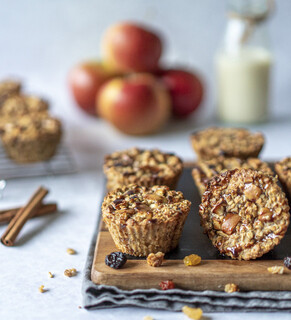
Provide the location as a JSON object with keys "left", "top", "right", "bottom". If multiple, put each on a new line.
{"left": 0, "top": 144, "right": 77, "bottom": 180}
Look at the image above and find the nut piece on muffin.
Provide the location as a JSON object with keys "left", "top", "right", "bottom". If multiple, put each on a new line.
{"left": 192, "top": 157, "right": 273, "bottom": 195}
{"left": 0, "top": 80, "right": 21, "bottom": 106}
{"left": 191, "top": 127, "right": 265, "bottom": 160}
{"left": 104, "top": 147, "right": 183, "bottom": 191}
{"left": 275, "top": 157, "right": 291, "bottom": 201}
{"left": 102, "top": 184, "right": 191, "bottom": 257}
{"left": 199, "top": 169, "right": 290, "bottom": 260}
{"left": 1, "top": 115, "right": 62, "bottom": 163}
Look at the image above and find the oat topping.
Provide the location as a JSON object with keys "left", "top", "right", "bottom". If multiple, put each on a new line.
{"left": 224, "top": 283, "right": 240, "bottom": 293}
{"left": 192, "top": 157, "right": 273, "bottom": 195}
{"left": 102, "top": 184, "right": 191, "bottom": 225}
{"left": 267, "top": 266, "right": 284, "bottom": 274}
{"left": 104, "top": 147, "right": 183, "bottom": 190}
{"left": 66, "top": 248, "right": 76, "bottom": 255}
{"left": 147, "top": 252, "right": 164, "bottom": 267}
{"left": 64, "top": 268, "right": 77, "bottom": 277}
{"left": 0, "top": 80, "right": 21, "bottom": 106}
{"left": 191, "top": 127, "right": 264, "bottom": 160}
{"left": 1, "top": 115, "right": 61, "bottom": 141}
{"left": 48, "top": 272, "right": 54, "bottom": 278}
{"left": 0, "top": 95, "right": 48, "bottom": 118}
{"left": 199, "top": 169, "right": 290, "bottom": 260}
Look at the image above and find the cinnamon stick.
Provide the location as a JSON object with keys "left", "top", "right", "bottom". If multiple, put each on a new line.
{"left": 0, "top": 203, "right": 57, "bottom": 225}
{"left": 1, "top": 186, "right": 49, "bottom": 246}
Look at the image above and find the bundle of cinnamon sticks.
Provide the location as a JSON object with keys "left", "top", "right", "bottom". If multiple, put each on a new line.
{"left": 0, "top": 186, "right": 57, "bottom": 246}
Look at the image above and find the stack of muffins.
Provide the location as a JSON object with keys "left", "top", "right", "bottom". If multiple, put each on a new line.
{"left": 0, "top": 80, "right": 62, "bottom": 163}
{"left": 102, "top": 147, "right": 191, "bottom": 257}
{"left": 191, "top": 127, "right": 290, "bottom": 260}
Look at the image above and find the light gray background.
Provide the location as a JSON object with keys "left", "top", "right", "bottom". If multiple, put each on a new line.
{"left": 0, "top": 1, "right": 291, "bottom": 319}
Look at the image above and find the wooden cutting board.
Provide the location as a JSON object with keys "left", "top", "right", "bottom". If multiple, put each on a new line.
{"left": 91, "top": 164, "right": 291, "bottom": 291}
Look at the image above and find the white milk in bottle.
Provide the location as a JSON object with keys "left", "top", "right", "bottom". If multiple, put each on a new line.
{"left": 216, "top": 0, "right": 273, "bottom": 124}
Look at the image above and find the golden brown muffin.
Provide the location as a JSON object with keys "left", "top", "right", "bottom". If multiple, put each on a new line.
{"left": 0, "top": 80, "right": 21, "bottom": 106}
{"left": 104, "top": 147, "right": 183, "bottom": 191}
{"left": 191, "top": 127, "right": 265, "bottom": 160}
{"left": 199, "top": 169, "right": 290, "bottom": 260}
{"left": 275, "top": 157, "right": 291, "bottom": 201}
{"left": 192, "top": 157, "right": 273, "bottom": 195}
{"left": 1, "top": 115, "right": 62, "bottom": 163}
{"left": 102, "top": 184, "right": 191, "bottom": 256}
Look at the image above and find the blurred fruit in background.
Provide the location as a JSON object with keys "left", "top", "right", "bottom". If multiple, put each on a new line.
{"left": 68, "top": 21, "right": 204, "bottom": 134}
{"left": 68, "top": 61, "right": 115, "bottom": 115}
{"left": 98, "top": 74, "right": 171, "bottom": 135}
{"left": 160, "top": 69, "right": 203, "bottom": 118}
{"left": 102, "top": 22, "right": 162, "bottom": 73}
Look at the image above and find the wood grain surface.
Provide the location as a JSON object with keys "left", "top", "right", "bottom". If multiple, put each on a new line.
{"left": 91, "top": 230, "right": 291, "bottom": 291}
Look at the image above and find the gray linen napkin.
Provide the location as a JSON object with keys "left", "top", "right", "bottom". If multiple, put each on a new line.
{"left": 82, "top": 218, "right": 291, "bottom": 312}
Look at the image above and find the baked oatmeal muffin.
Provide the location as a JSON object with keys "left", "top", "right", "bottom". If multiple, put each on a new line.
{"left": 192, "top": 157, "right": 273, "bottom": 195}
{"left": 0, "top": 80, "right": 21, "bottom": 106}
{"left": 275, "top": 157, "right": 291, "bottom": 201}
{"left": 102, "top": 184, "right": 191, "bottom": 256}
{"left": 104, "top": 148, "right": 183, "bottom": 191}
{"left": 191, "top": 127, "right": 265, "bottom": 160}
{"left": 199, "top": 169, "right": 290, "bottom": 260}
{"left": 1, "top": 114, "right": 62, "bottom": 163}
{"left": 0, "top": 95, "right": 48, "bottom": 120}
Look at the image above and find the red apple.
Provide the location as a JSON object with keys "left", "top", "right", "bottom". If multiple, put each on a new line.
{"left": 102, "top": 22, "right": 163, "bottom": 73}
{"left": 98, "top": 74, "right": 171, "bottom": 135}
{"left": 68, "top": 61, "right": 114, "bottom": 116}
{"left": 160, "top": 69, "right": 203, "bottom": 118}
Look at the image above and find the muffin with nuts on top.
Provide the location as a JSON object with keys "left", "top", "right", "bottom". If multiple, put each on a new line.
{"left": 104, "top": 147, "right": 183, "bottom": 191}
{"left": 102, "top": 184, "right": 191, "bottom": 256}
{"left": 191, "top": 127, "right": 265, "bottom": 160}
{"left": 1, "top": 114, "right": 62, "bottom": 163}
{"left": 192, "top": 157, "right": 273, "bottom": 196}
{"left": 199, "top": 168, "right": 290, "bottom": 260}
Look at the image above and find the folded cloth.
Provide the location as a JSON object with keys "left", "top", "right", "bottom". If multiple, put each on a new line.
{"left": 82, "top": 218, "right": 291, "bottom": 312}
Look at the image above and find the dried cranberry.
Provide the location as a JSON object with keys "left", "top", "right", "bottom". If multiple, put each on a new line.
{"left": 159, "top": 280, "right": 175, "bottom": 290}
{"left": 284, "top": 256, "right": 291, "bottom": 270}
{"left": 105, "top": 252, "right": 127, "bottom": 269}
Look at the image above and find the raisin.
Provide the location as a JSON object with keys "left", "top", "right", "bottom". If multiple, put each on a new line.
{"left": 284, "top": 256, "right": 291, "bottom": 270}
{"left": 159, "top": 280, "right": 175, "bottom": 290}
{"left": 183, "top": 254, "right": 201, "bottom": 266}
{"left": 105, "top": 252, "right": 127, "bottom": 269}
{"left": 182, "top": 306, "right": 203, "bottom": 320}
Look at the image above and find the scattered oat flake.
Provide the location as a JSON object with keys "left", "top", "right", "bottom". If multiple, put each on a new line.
{"left": 143, "top": 316, "right": 154, "bottom": 320}
{"left": 48, "top": 272, "right": 54, "bottom": 278}
{"left": 67, "top": 248, "right": 76, "bottom": 255}
{"left": 39, "top": 285, "right": 46, "bottom": 293}
{"left": 224, "top": 283, "right": 239, "bottom": 293}
{"left": 183, "top": 254, "right": 201, "bottom": 266}
{"left": 268, "top": 266, "right": 284, "bottom": 274}
{"left": 182, "top": 306, "right": 203, "bottom": 320}
{"left": 64, "top": 268, "right": 77, "bottom": 277}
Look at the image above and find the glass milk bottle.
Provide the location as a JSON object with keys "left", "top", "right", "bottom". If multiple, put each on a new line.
{"left": 216, "top": 0, "right": 273, "bottom": 123}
